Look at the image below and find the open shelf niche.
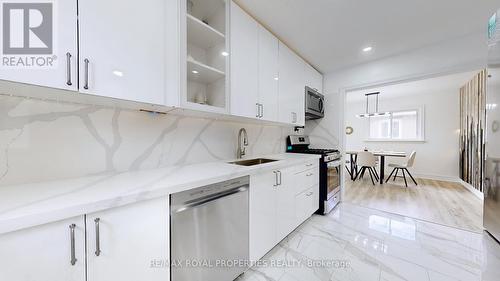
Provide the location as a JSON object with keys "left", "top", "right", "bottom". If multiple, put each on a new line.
{"left": 185, "top": 0, "right": 227, "bottom": 110}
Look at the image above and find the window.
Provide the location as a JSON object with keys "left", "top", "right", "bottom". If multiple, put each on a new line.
{"left": 367, "top": 109, "right": 423, "bottom": 141}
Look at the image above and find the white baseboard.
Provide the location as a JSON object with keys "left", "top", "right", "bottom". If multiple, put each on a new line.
{"left": 458, "top": 180, "right": 484, "bottom": 200}
{"left": 413, "top": 173, "right": 460, "bottom": 183}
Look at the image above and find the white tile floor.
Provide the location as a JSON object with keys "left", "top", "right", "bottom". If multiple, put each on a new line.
{"left": 237, "top": 203, "right": 500, "bottom": 281}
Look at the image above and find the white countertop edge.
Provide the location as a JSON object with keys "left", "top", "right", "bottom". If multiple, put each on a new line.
{"left": 0, "top": 153, "right": 320, "bottom": 235}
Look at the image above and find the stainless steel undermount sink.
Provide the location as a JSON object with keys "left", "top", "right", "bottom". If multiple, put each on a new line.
{"left": 229, "top": 158, "right": 278, "bottom": 166}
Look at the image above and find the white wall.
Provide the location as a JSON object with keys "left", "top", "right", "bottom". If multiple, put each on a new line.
{"left": 0, "top": 95, "right": 289, "bottom": 187}
{"left": 345, "top": 90, "right": 460, "bottom": 180}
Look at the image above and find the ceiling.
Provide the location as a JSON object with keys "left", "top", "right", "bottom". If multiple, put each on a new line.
{"left": 235, "top": 0, "right": 500, "bottom": 73}
{"left": 345, "top": 71, "right": 478, "bottom": 103}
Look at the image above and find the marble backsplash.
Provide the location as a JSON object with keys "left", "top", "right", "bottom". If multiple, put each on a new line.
{"left": 0, "top": 95, "right": 290, "bottom": 187}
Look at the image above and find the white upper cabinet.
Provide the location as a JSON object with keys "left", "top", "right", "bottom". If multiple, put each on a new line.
{"left": 0, "top": 0, "right": 78, "bottom": 91}
{"left": 0, "top": 216, "right": 86, "bottom": 281}
{"left": 78, "top": 0, "right": 178, "bottom": 105}
{"left": 305, "top": 63, "right": 323, "bottom": 93}
{"left": 230, "top": 2, "right": 280, "bottom": 122}
{"left": 278, "top": 42, "right": 305, "bottom": 126}
{"left": 258, "top": 26, "right": 279, "bottom": 122}
{"left": 230, "top": 2, "right": 259, "bottom": 118}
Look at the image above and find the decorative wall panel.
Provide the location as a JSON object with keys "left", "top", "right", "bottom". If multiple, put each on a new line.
{"left": 459, "top": 70, "right": 487, "bottom": 192}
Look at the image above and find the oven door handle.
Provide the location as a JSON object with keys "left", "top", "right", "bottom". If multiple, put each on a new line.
{"left": 327, "top": 160, "right": 342, "bottom": 168}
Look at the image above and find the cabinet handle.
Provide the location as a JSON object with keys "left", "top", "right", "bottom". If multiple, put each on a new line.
{"left": 306, "top": 173, "right": 313, "bottom": 176}
{"left": 255, "top": 104, "right": 263, "bottom": 118}
{"left": 69, "top": 224, "right": 77, "bottom": 266}
{"left": 306, "top": 163, "right": 313, "bottom": 167}
{"left": 278, "top": 171, "right": 282, "bottom": 186}
{"left": 94, "top": 218, "right": 101, "bottom": 256}
{"left": 66, "top": 52, "right": 72, "bottom": 86}
{"left": 273, "top": 171, "right": 278, "bottom": 186}
{"left": 306, "top": 191, "right": 314, "bottom": 196}
{"left": 291, "top": 112, "right": 297, "bottom": 123}
{"left": 83, "top": 59, "right": 90, "bottom": 90}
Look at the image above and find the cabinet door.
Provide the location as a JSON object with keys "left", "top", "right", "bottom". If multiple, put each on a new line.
{"left": 78, "top": 0, "right": 175, "bottom": 105}
{"left": 305, "top": 63, "right": 323, "bottom": 93}
{"left": 296, "top": 186, "right": 315, "bottom": 226}
{"left": 0, "top": 216, "right": 85, "bottom": 281}
{"left": 230, "top": 2, "right": 259, "bottom": 118}
{"left": 294, "top": 58, "right": 306, "bottom": 126}
{"left": 249, "top": 171, "right": 277, "bottom": 261}
{"left": 276, "top": 167, "right": 297, "bottom": 242}
{"left": 86, "top": 198, "right": 170, "bottom": 281}
{"left": 258, "top": 26, "right": 279, "bottom": 122}
{"left": 278, "top": 42, "right": 305, "bottom": 125}
{"left": 0, "top": 0, "right": 77, "bottom": 91}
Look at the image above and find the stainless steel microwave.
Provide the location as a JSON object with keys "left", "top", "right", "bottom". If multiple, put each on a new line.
{"left": 305, "top": 86, "right": 324, "bottom": 120}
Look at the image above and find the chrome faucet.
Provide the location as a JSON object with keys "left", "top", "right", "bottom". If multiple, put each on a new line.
{"left": 237, "top": 128, "right": 248, "bottom": 159}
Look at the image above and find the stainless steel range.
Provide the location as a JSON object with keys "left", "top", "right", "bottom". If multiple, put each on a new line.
{"left": 286, "top": 135, "right": 341, "bottom": 214}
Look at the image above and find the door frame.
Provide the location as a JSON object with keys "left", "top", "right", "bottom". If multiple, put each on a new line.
{"left": 338, "top": 64, "right": 483, "bottom": 199}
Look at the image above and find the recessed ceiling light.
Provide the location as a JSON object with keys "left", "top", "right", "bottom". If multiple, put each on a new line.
{"left": 112, "top": 70, "right": 124, "bottom": 77}
{"left": 362, "top": 46, "right": 373, "bottom": 52}
{"left": 192, "top": 70, "right": 199, "bottom": 74}
{"left": 221, "top": 51, "right": 229, "bottom": 56}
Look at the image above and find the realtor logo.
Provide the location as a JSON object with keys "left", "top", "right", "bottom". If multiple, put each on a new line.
{"left": 1, "top": 1, "right": 56, "bottom": 68}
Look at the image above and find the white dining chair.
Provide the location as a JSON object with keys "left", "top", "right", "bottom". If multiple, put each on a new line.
{"left": 385, "top": 151, "right": 417, "bottom": 187}
{"left": 354, "top": 151, "right": 379, "bottom": 185}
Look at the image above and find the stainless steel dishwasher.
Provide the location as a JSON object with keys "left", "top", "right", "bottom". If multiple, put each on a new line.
{"left": 170, "top": 176, "right": 249, "bottom": 281}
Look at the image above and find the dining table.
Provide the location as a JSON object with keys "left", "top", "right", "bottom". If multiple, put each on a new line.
{"left": 346, "top": 150, "right": 407, "bottom": 184}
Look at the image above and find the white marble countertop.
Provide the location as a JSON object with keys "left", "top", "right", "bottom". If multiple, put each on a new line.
{"left": 0, "top": 153, "right": 320, "bottom": 234}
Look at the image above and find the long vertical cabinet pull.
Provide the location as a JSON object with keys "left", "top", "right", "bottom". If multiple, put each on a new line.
{"left": 66, "top": 52, "right": 72, "bottom": 86}
{"left": 83, "top": 59, "right": 90, "bottom": 90}
{"left": 256, "top": 103, "right": 260, "bottom": 118}
{"left": 260, "top": 104, "right": 264, "bottom": 118}
{"left": 69, "top": 224, "right": 77, "bottom": 266}
{"left": 273, "top": 171, "right": 278, "bottom": 186}
{"left": 94, "top": 218, "right": 101, "bottom": 256}
{"left": 278, "top": 171, "right": 282, "bottom": 185}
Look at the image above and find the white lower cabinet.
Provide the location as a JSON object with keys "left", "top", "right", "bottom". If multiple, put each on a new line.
{"left": 276, "top": 167, "right": 298, "bottom": 242}
{"left": 249, "top": 170, "right": 278, "bottom": 261}
{"left": 0, "top": 216, "right": 86, "bottom": 281}
{"left": 249, "top": 162, "right": 319, "bottom": 261}
{"left": 86, "top": 197, "right": 170, "bottom": 281}
{"left": 295, "top": 186, "right": 316, "bottom": 225}
{"left": 0, "top": 197, "right": 170, "bottom": 281}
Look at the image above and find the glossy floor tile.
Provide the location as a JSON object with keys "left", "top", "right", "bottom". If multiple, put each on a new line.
{"left": 237, "top": 203, "right": 500, "bottom": 281}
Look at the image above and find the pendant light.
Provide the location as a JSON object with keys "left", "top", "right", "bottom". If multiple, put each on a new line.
{"left": 356, "top": 92, "right": 391, "bottom": 118}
